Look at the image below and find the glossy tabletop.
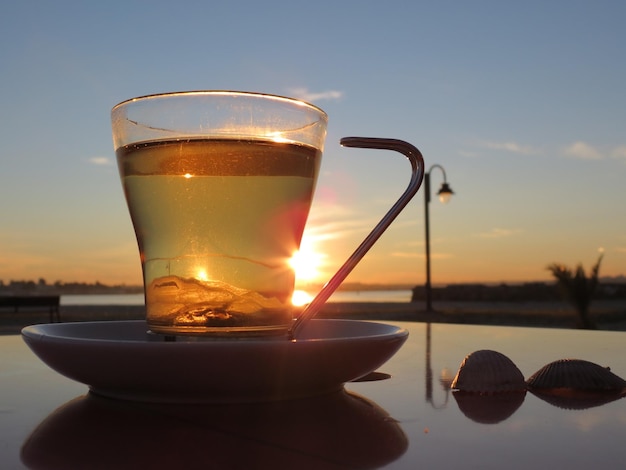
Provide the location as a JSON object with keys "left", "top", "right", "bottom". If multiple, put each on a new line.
{"left": 2, "top": 321, "right": 625, "bottom": 469}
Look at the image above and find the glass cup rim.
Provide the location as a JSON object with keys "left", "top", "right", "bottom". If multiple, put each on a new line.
{"left": 111, "top": 90, "right": 328, "bottom": 118}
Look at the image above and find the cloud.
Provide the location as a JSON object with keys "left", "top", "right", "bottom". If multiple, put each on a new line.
{"left": 479, "top": 140, "right": 538, "bottom": 155}
{"left": 287, "top": 87, "right": 344, "bottom": 103}
{"left": 391, "top": 251, "right": 452, "bottom": 260}
{"left": 89, "top": 156, "right": 113, "bottom": 166}
{"left": 563, "top": 141, "right": 602, "bottom": 160}
{"left": 472, "top": 139, "right": 626, "bottom": 162}
{"left": 303, "top": 205, "right": 378, "bottom": 247}
{"left": 476, "top": 228, "right": 521, "bottom": 239}
{"left": 458, "top": 150, "right": 480, "bottom": 158}
{"left": 390, "top": 251, "right": 421, "bottom": 258}
{"left": 610, "top": 146, "right": 626, "bottom": 161}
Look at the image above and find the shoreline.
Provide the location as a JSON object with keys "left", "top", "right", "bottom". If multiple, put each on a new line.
{"left": 3, "top": 299, "right": 626, "bottom": 335}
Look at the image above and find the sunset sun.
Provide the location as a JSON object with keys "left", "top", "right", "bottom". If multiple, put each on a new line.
{"left": 289, "top": 237, "right": 327, "bottom": 306}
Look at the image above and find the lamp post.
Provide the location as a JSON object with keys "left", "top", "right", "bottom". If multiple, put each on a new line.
{"left": 424, "top": 164, "right": 454, "bottom": 312}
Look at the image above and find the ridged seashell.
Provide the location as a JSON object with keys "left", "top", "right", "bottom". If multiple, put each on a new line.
{"left": 451, "top": 350, "right": 526, "bottom": 393}
{"left": 527, "top": 359, "right": 626, "bottom": 392}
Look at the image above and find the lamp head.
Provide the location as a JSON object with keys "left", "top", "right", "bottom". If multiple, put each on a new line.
{"left": 437, "top": 182, "right": 454, "bottom": 204}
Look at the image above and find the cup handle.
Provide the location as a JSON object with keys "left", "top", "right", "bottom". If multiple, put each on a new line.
{"left": 288, "top": 137, "right": 425, "bottom": 340}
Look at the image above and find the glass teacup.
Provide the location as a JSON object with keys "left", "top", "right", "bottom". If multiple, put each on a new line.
{"left": 112, "top": 91, "right": 327, "bottom": 336}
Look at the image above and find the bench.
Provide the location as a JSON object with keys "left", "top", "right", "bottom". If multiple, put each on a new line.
{"left": 0, "top": 296, "right": 60, "bottom": 322}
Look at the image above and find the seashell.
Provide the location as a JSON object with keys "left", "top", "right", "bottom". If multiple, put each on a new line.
{"left": 527, "top": 359, "right": 626, "bottom": 392}
{"left": 451, "top": 350, "right": 526, "bottom": 393}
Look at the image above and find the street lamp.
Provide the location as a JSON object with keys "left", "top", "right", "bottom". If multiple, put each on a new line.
{"left": 424, "top": 164, "right": 454, "bottom": 312}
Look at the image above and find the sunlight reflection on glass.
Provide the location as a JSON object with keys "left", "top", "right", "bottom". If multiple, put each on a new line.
{"left": 266, "top": 131, "right": 289, "bottom": 143}
{"left": 195, "top": 269, "right": 209, "bottom": 282}
{"left": 291, "top": 289, "right": 313, "bottom": 307}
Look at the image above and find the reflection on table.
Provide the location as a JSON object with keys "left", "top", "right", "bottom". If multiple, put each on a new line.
{"left": 2, "top": 321, "right": 626, "bottom": 469}
{"left": 22, "top": 389, "right": 407, "bottom": 469}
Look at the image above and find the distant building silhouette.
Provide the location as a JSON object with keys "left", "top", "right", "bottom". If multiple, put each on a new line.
{"left": 412, "top": 282, "right": 626, "bottom": 303}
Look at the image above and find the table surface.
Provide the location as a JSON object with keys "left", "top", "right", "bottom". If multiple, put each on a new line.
{"left": 2, "top": 321, "right": 626, "bottom": 469}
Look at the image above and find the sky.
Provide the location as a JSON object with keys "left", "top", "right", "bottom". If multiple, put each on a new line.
{"left": 1, "top": 0, "right": 625, "bottom": 289}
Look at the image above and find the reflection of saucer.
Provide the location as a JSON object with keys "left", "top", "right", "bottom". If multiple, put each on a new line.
{"left": 22, "top": 390, "right": 408, "bottom": 469}
{"left": 22, "top": 319, "right": 407, "bottom": 403}
{"left": 452, "top": 391, "right": 527, "bottom": 424}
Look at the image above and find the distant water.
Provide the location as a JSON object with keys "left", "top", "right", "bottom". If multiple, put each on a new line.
{"left": 61, "top": 294, "right": 145, "bottom": 306}
{"left": 60, "top": 289, "right": 413, "bottom": 306}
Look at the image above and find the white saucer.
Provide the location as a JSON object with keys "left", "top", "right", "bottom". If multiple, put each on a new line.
{"left": 22, "top": 319, "right": 408, "bottom": 403}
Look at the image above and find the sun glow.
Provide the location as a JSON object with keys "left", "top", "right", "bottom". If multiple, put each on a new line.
{"left": 289, "top": 239, "right": 325, "bottom": 283}
{"left": 195, "top": 269, "right": 209, "bottom": 282}
{"left": 288, "top": 236, "right": 326, "bottom": 306}
{"left": 291, "top": 289, "right": 313, "bottom": 307}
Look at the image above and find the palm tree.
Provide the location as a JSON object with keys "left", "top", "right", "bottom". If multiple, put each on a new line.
{"left": 546, "top": 254, "right": 603, "bottom": 329}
